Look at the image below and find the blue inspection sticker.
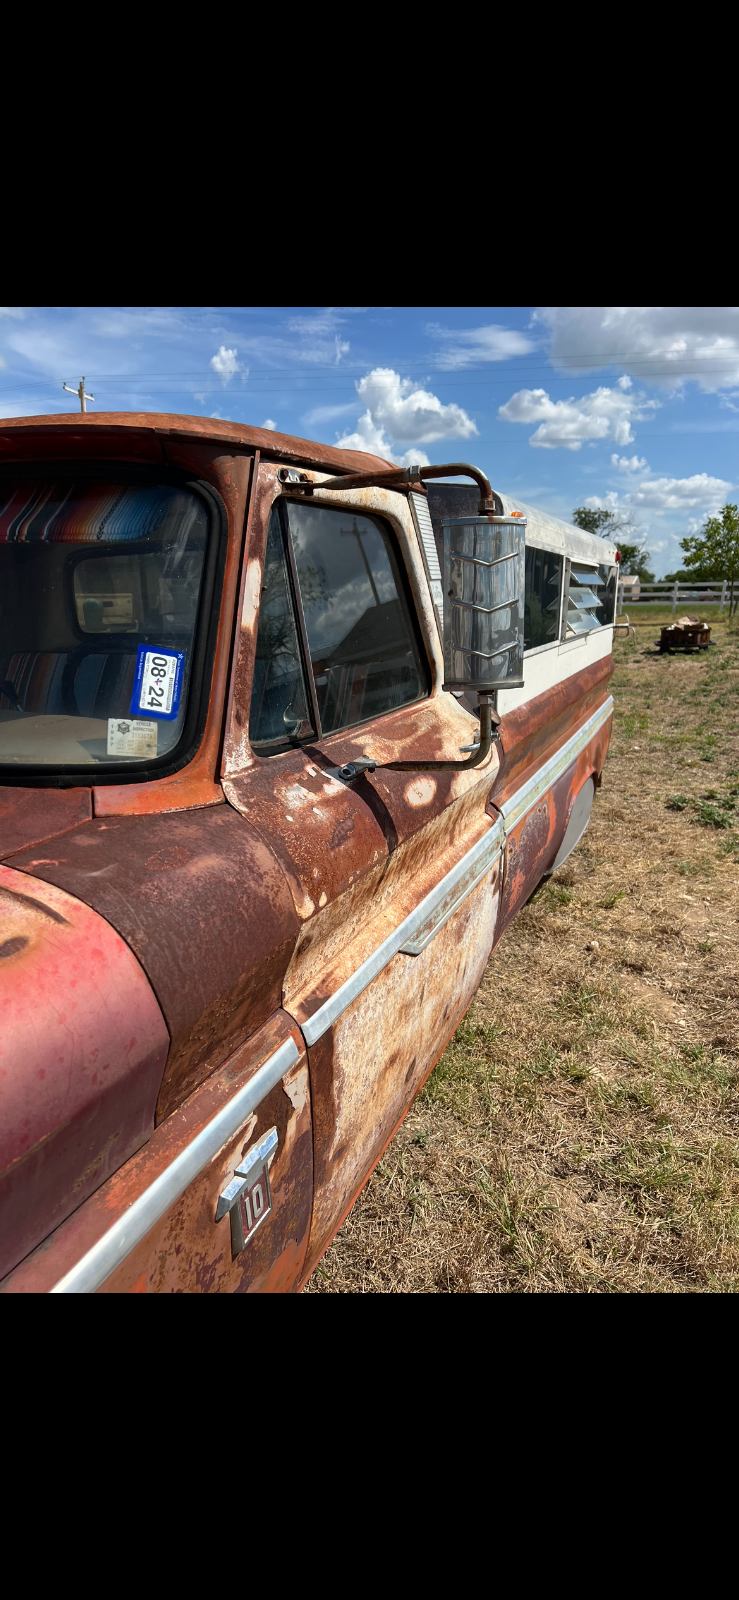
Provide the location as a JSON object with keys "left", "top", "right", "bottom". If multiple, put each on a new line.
{"left": 130, "top": 646, "right": 185, "bottom": 721}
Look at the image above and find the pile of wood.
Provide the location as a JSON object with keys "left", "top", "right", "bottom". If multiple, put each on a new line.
{"left": 658, "top": 615, "right": 711, "bottom": 652}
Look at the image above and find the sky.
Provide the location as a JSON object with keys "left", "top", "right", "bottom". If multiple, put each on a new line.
{"left": 1, "top": 305, "right": 738, "bottom": 577}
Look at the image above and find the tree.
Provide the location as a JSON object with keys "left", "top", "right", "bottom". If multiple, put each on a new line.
{"left": 615, "top": 543, "right": 655, "bottom": 583}
{"left": 571, "top": 506, "right": 613, "bottom": 537}
{"left": 572, "top": 506, "right": 655, "bottom": 582}
{"left": 680, "top": 503, "right": 739, "bottom": 617}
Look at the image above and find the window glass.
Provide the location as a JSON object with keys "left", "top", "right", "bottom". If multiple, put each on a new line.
{"left": 0, "top": 480, "right": 209, "bottom": 768}
{"left": 249, "top": 508, "right": 314, "bottom": 747}
{"left": 564, "top": 562, "right": 602, "bottom": 637}
{"left": 524, "top": 547, "right": 563, "bottom": 650}
{"left": 595, "top": 563, "right": 617, "bottom": 626}
{"left": 285, "top": 501, "right": 425, "bottom": 736}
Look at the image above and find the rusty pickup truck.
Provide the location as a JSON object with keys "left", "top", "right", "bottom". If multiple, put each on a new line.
{"left": 0, "top": 414, "right": 617, "bottom": 1293}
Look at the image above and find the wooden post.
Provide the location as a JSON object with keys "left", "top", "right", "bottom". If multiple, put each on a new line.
{"left": 720, "top": 579, "right": 728, "bottom": 615}
{"left": 672, "top": 581, "right": 679, "bottom": 616}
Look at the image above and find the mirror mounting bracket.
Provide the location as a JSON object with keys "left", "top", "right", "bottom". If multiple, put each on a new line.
{"left": 325, "top": 694, "right": 500, "bottom": 786}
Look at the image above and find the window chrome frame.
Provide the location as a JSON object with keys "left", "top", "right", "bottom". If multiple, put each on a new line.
{"left": 249, "top": 492, "right": 430, "bottom": 758}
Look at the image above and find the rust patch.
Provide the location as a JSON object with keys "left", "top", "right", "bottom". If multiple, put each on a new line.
{"left": 494, "top": 717, "right": 612, "bottom": 941}
{"left": 302, "top": 868, "right": 501, "bottom": 1268}
{"left": 145, "top": 846, "right": 193, "bottom": 872}
{"left": 490, "top": 655, "right": 614, "bottom": 808}
{"left": 6, "top": 805, "right": 301, "bottom": 1119}
{"left": 1, "top": 1011, "right": 311, "bottom": 1296}
{"left": 0, "top": 864, "right": 168, "bottom": 1280}
{"left": 0, "top": 788, "right": 92, "bottom": 861}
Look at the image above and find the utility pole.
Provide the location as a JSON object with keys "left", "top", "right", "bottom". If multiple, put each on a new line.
{"left": 341, "top": 519, "right": 380, "bottom": 605}
{"left": 62, "top": 377, "right": 94, "bottom": 413}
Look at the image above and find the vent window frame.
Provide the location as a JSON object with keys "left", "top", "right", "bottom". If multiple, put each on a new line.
{"left": 249, "top": 493, "right": 430, "bottom": 758}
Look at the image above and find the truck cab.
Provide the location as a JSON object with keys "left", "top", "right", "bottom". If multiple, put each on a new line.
{"left": 0, "top": 414, "right": 616, "bottom": 1292}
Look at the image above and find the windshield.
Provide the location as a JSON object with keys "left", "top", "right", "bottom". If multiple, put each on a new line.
{"left": 0, "top": 479, "right": 209, "bottom": 768}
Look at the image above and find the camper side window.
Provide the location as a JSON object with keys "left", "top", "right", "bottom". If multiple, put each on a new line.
{"left": 563, "top": 561, "right": 603, "bottom": 638}
{"left": 524, "top": 547, "right": 563, "bottom": 651}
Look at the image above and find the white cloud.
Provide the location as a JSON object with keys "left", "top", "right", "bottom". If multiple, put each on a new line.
{"left": 586, "top": 472, "right": 732, "bottom": 518}
{"left": 287, "top": 313, "right": 350, "bottom": 366}
{"left": 427, "top": 321, "right": 534, "bottom": 369}
{"left": 335, "top": 367, "right": 476, "bottom": 466}
{"left": 612, "top": 453, "right": 649, "bottom": 473}
{"left": 353, "top": 368, "right": 476, "bottom": 444}
{"left": 630, "top": 473, "right": 733, "bottom": 513}
{"left": 0, "top": 306, "right": 25, "bottom": 319}
{"left": 262, "top": 418, "right": 277, "bottom": 431}
{"left": 499, "top": 382, "right": 657, "bottom": 450}
{"left": 535, "top": 306, "right": 739, "bottom": 392}
{"left": 210, "top": 346, "right": 246, "bottom": 384}
{"left": 335, "top": 410, "right": 430, "bottom": 468}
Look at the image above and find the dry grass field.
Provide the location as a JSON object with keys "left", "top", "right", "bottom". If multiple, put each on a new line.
{"left": 306, "top": 609, "right": 739, "bottom": 1294}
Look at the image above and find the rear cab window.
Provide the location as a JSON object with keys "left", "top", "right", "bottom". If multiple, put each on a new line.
{"left": 0, "top": 475, "right": 221, "bottom": 775}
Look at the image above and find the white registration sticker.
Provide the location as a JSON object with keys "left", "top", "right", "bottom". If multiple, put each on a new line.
{"left": 138, "top": 651, "right": 179, "bottom": 717}
{"left": 107, "top": 719, "right": 158, "bottom": 757}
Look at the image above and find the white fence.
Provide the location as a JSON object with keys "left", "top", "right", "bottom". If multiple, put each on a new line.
{"left": 622, "top": 579, "right": 732, "bottom": 615}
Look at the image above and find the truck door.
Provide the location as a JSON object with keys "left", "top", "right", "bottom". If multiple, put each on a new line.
{"left": 222, "top": 463, "right": 504, "bottom": 1270}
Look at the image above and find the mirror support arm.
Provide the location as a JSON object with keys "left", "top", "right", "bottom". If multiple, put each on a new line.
{"left": 326, "top": 695, "right": 500, "bottom": 786}
{"left": 279, "top": 462, "right": 497, "bottom": 515}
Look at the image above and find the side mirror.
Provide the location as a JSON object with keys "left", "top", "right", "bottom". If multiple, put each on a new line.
{"left": 443, "top": 513, "right": 526, "bottom": 693}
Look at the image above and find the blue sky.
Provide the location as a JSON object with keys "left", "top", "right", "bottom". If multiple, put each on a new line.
{"left": 1, "top": 305, "right": 738, "bottom": 576}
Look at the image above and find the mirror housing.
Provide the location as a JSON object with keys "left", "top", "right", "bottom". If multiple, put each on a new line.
{"left": 443, "top": 513, "right": 526, "bottom": 693}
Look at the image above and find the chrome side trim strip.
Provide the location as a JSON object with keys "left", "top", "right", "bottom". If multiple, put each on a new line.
{"left": 302, "top": 695, "right": 613, "bottom": 1044}
{"left": 50, "top": 1037, "right": 300, "bottom": 1295}
{"left": 301, "top": 817, "right": 505, "bottom": 1046}
{"left": 498, "top": 696, "right": 613, "bottom": 835}
{"left": 399, "top": 826, "right": 503, "bottom": 956}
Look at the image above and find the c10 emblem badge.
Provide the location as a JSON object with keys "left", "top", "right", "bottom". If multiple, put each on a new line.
{"left": 216, "top": 1127, "right": 278, "bottom": 1256}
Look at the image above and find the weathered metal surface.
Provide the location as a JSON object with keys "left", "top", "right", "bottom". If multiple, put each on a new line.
{"left": 0, "top": 787, "right": 91, "bottom": 860}
{"left": 0, "top": 411, "right": 393, "bottom": 478}
{"left": 493, "top": 714, "right": 613, "bottom": 939}
{"left": 297, "top": 820, "right": 504, "bottom": 1043}
{"left": 301, "top": 862, "right": 501, "bottom": 1272}
{"left": 496, "top": 700, "right": 613, "bottom": 837}
{"left": 6, "top": 805, "right": 300, "bottom": 1120}
{"left": 490, "top": 654, "right": 614, "bottom": 808}
{"left": 283, "top": 806, "right": 499, "bottom": 1018}
{"left": 0, "top": 864, "right": 169, "bottom": 1280}
{"left": 1, "top": 1011, "right": 312, "bottom": 1295}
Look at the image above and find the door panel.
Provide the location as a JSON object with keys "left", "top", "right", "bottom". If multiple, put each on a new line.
{"left": 303, "top": 859, "right": 501, "bottom": 1268}
{"left": 222, "top": 463, "right": 503, "bottom": 1255}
